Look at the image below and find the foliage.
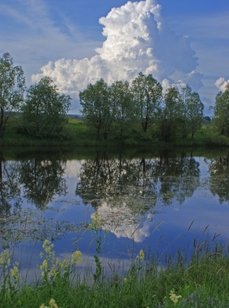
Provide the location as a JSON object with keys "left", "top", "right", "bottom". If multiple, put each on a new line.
{"left": 109, "top": 80, "right": 134, "bottom": 138}
{"left": 1, "top": 114, "right": 229, "bottom": 147}
{"left": 181, "top": 86, "right": 204, "bottom": 139}
{"left": 214, "top": 88, "right": 229, "bottom": 137}
{"left": 80, "top": 79, "right": 112, "bottom": 139}
{"left": 131, "top": 73, "right": 162, "bottom": 132}
{"left": 79, "top": 74, "right": 205, "bottom": 142}
{"left": 22, "top": 77, "right": 70, "bottom": 138}
{"left": 0, "top": 53, "right": 25, "bottom": 136}
{"left": 159, "top": 87, "right": 184, "bottom": 141}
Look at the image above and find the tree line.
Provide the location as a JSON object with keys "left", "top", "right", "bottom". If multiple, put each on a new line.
{"left": 0, "top": 52, "right": 229, "bottom": 141}
{"left": 80, "top": 75, "right": 205, "bottom": 141}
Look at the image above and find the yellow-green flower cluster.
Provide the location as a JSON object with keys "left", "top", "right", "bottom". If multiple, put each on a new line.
{"left": 90, "top": 212, "right": 102, "bottom": 230}
{"left": 10, "top": 264, "right": 19, "bottom": 281}
{"left": 169, "top": 289, "right": 182, "bottom": 305}
{"left": 42, "top": 239, "right": 54, "bottom": 257}
{"left": 40, "top": 298, "right": 58, "bottom": 308}
{"left": 137, "top": 249, "right": 145, "bottom": 261}
{"left": 71, "top": 250, "right": 82, "bottom": 264}
{"left": 39, "top": 239, "right": 83, "bottom": 283}
{"left": 40, "top": 259, "right": 49, "bottom": 277}
{"left": 0, "top": 250, "right": 11, "bottom": 267}
{"left": 0, "top": 250, "right": 20, "bottom": 290}
{"left": 56, "top": 257, "right": 69, "bottom": 271}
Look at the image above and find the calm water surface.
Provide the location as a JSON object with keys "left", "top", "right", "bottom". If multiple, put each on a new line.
{"left": 0, "top": 148, "right": 228, "bottom": 277}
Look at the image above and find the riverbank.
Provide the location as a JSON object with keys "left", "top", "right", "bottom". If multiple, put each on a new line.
{"left": 1, "top": 117, "right": 229, "bottom": 148}
{"left": 0, "top": 247, "right": 228, "bottom": 308}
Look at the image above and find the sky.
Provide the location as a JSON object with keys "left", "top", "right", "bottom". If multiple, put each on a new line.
{"left": 0, "top": 0, "right": 229, "bottom": 114}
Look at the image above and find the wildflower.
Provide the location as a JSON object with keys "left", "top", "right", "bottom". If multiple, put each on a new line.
{"left": 0, "top": 250, "right": 10, "bottom": 267}
{"left": 50, "top": 268, "right": 58, "bottom": 279}
{"left": 40, "top": 259, "right": 48, "bottom": 276}
{"left": 55, "top": 257, "right": 61, "bottom": 267}
{"left": 91, "top": 212, "right": 102, "bottom": 229}
{"left": 169, "top": 289, "right": 182, "bottom": 305}
{"left": 49, "top": 298, "right": 58, "bottom": 308}
{"left": 55, "top": 258, "right": 67, "bottom": 273}
{"left": 60, "top": 258, "right": 69, "bottom": 270}
{"left": 40, "top": 304, "right": 49, "bottom": 308}
{"left": 138, "top": 249, "right": 145, "bottom": 261}
{"left": 10, "top": 264, "right": 19, "bottom": 281}
{"left": 71, "top": 250, "right": 82, "bottom": 264}
{"left": 42, "top": 239, "right": 54, "bottom": 256}
{"left": 39, "top": 298, "right": 58, "bottom": 308}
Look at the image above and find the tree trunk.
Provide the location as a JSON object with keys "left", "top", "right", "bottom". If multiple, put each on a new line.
{"left": 142, "top": 117, "right": 148, "bottom": 132}
{"left": 0, "top": 108, "right": 5, "bottom": 136}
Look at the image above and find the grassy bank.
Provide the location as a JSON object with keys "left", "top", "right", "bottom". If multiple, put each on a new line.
{"left": 0, "top": 240, "right": 229, "bottom": 307}
{"left": 0, "top": 116, "right": 229, "bottom": 148}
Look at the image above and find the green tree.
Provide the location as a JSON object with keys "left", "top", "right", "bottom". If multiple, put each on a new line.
{"left": 160, "top": 87, "right": 184, "bottom": 141}
{"left": 214, "top": 88, "right": 229, "bottom": 137}
{"left": 109, "top": 81, "right": 133, "bottom": 138}
{"left": 181, "top": 86, "right": 204, "bottom": 139}
{"left": 22, "top": 77, "right": 70, "bottom": 137}
{"left": 80, "top": 79, "right": 112, "bottom": 139}
{"left": 0, "top": 52, "right": 25, "bottom": 136}
{"left": 131, "top": 73, "right": 162, "bottom": 133}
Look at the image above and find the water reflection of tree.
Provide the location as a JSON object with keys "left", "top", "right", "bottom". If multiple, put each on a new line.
{"left": 76, "top": 152, "right": 158, "bottom": 242}
{"left": 0, "top": 157, "right": 21, "bottom": 215}
{"left": 76, "top": 153, "right": 200, "bottom": 241}
{"left": 152, "top": 155, "right": 200, "bottom": 204}
{"left": 19, "top": 158, "right": 67, "bottom": 209}
{"left": 76, "top": 153, "right": 157, "bottom": 211}
{"left": 76, "top": 153, "right": 200, "bottom": 208}
{"left": 0, "top": 156, "right": 22, "bottom": 247}
{"left": 0, "top": 155, "right": 73, "bottom": 248}
{"left": 209, "top": 153, "right": 229, "bottom": 203}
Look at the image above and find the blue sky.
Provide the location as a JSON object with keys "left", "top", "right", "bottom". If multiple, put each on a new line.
{"left": 0, "top": 0, "right": 229, "bottom": 114}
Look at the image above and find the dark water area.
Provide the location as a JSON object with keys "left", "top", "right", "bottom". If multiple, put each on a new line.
{"left": 0, "top": 148, "right": 228, "bottom": 278}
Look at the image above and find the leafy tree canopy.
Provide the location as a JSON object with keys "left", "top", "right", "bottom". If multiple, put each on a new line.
{"left": 214, "top": 88, "right": 229, "bottom": 137}
{"left": 22, "top": 77, "right": 70, "bottom": 137}
{"left": 0, "top": 52, "right": 25, "bottom": 135}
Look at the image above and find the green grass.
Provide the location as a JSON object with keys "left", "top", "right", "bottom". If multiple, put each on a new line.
{"left": 0, "top": 244, "right": 229, "bottom": 307}
{"left": 0, "top": 117, "right": 88, "bottom": 147}
{"left": 1, "top": 116, "right": 229, "bottom": 148}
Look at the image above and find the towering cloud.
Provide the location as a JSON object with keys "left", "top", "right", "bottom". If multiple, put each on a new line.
{"left": 32, "top": 0, "right": 201, "bottom": 110}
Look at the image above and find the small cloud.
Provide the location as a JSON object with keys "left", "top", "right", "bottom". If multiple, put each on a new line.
{"left": 215, "top": 77, "right": 229, "bottom": 93}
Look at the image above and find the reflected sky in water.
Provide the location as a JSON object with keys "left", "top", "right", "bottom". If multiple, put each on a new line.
{"left": 0, "top": 149, "right": 228, "bottom": 274}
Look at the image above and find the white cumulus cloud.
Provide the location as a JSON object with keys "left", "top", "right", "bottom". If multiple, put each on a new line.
{"left": 92, "top": 201, "right": 154, "bottom": 242}
{"left": 32, "top": 0, "right": 202, "bottom": 111}
{"left": 215, "top": 77, "right": 229, "bottom": 93}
